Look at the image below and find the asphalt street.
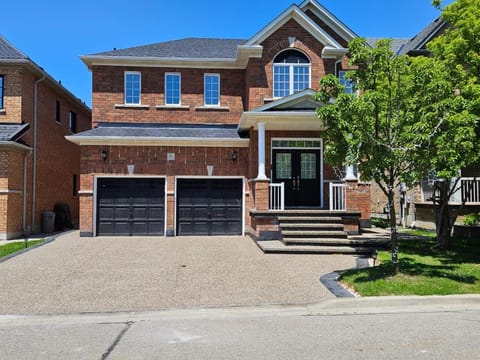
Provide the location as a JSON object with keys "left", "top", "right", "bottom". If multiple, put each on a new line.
{"left": 1, "top": 296, "right": 479, "bottom": 359}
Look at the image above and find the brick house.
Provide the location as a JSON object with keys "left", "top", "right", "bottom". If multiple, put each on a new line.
{"left": 69, "top": 0, "right": 373, "bottom": 250}
{"left": 0, "top": 35, "right": 91, "bottom": 239}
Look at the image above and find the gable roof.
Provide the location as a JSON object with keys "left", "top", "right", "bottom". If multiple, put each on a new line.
{"left": 398, "top": 17, "right": 447, "bottom": 55}
{"left": 0, "top": 123, "right": 30, "bottom": 142}
{"left": 366, "top": 37, "right": 410, "bottom": 55}
{"left": 0, "top": 35, "right": 29, "bottom": 60}
{"left": 299, "top": 0, "right": 358, "bottom": 44}
{"left": 245, "top": 3, "right": 345, "bottom": 54}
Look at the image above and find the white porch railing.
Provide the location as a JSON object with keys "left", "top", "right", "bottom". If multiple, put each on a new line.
{"left": 269, "top": 182, "right": 285, "bottom": 210}
{"left": 329, "top": 182, "right": 346, "bottom": 210}
{"left": 421, "top": 177, "right": 480, "bottom": 203}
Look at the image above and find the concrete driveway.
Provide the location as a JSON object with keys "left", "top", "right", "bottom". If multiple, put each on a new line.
{"left": 0, "top": 231, "right": 357, "bottom": 315}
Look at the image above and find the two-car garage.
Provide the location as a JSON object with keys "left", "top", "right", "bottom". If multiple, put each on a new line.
{"left": 96, "top": 177, "right": 243, "bottom": 236}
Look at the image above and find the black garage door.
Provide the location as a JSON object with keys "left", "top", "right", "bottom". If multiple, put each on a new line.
{"left": 97, "top": 178, "right": 165, "bottom": 236}
{"left": 177, "top": 179, "right": 243, "bottom": 235}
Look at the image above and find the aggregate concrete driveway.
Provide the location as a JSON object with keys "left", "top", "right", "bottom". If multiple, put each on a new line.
{"left": 0, "top": 231, "right": 357, "bottom": 315}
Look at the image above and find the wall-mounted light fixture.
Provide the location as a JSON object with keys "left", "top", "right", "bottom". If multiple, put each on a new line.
{"left": 231, "top": 150, "right": 238, "bottom": 161}
{"left": 101, "top": 149, "right": 108, "bottom": 161}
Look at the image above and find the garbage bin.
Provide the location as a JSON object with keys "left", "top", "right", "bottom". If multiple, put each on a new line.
{"left": 41, "top": 211, "right": 56, "bottom": 233}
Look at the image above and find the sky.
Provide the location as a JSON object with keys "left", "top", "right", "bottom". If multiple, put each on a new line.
{"left": 1, "top": 0, "right": 453, "bottom": 108}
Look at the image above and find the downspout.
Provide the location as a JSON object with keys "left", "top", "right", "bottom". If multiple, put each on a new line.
{"left": 334, "top": 58, "right": 342, "bottom": 77}
{"left": 23, "top": 150, "right": 32, "bottom": 233}
{"left": 31, "top": 73, "right": 46, "bottom": 232}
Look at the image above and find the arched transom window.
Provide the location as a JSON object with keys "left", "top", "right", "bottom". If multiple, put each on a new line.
{"left": 273, "top": 50, "right": 310, "bottom": 98}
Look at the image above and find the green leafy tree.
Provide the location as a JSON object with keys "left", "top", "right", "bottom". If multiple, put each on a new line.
{"left": 427, "top": 0, "right": 480, "bottom": 247}
{"left": 316, "top": 38, "right": 477, "bottom": 273}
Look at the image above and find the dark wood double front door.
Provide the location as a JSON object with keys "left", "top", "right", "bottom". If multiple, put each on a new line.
{"left": 272, "top": 149, "right": 321, "bottom": 207}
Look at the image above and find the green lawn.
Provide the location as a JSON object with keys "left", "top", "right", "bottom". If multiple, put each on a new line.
{"left": 0, "top": 240, "right": 44, "bottom": 259}
{"left": 340, "top": 232, "right": 480, "bottom": 296}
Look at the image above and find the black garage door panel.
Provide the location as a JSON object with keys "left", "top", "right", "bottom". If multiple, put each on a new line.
{"left": 97, "top": 178, "right": 165, "bottom": 236}
{"left": 177, "top": 179, "right": 242, "bottom": 235}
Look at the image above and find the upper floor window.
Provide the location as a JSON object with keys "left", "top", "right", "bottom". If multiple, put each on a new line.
{"left": 273, "top": 50, "right": 310, "bottom": 98}
{"left": 69, "top": 111, "right": 77, "bottom": 133}
{"left": 165, "top": 73, "right": 181, "bottom": 105}
{"left": 204, "top": 74, "right": 220, "bottom": 106}
{"left": 124, "top": 71, "right": 141, "bottom": 105}
{"left": 0, "top": 75, "right": 4, "bottom": 109}
{"left": 339, "top": 70, "right": 354, "bottom": 94}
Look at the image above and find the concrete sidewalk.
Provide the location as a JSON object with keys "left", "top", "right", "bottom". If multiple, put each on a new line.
{"left": 0, "top": 231, "right": 358, "bottom": 315}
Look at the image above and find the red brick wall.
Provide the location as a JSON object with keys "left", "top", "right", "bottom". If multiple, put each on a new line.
{"left": 345, "top": 180, "right": 371, "bottom": 220}
{"left": 245, "top": 18, "right": 336, "bottom": 110}
{"left": 92, "top": 66, "right": 245, "bottom": 127}
{"left": 0, "top": 65, "right": 91, "bottom": 235}
{"left": 79, "top": 145, "right": 249, "bottom": 234}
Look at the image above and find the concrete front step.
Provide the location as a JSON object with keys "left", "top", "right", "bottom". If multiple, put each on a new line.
{"left": 277, "top": 216, "right": 343, "bottom": 223}
{"left": 280, "top": 223, "right": 344, "bottom": 230}
{"left": 282, "top": 230, "right": 348, "bottom": 238}
{"left": 256, "top": 240, "right": 376, "bottom": 255}
{"left": 282, "top": 237, "right": 389, "bottom": 247}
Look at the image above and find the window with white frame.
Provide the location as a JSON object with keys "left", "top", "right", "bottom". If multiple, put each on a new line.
{"left": 273, "top": 50, "right": 310, "bottom": 98}
{"left": 204, "top": 73, "right": 220, "bottom": 106}
{"left": 165, "top": 73, "right": 181, "bottom": 105}
{"left": 124, "top": 71, "right": 141, "bottom": 104}
{"left": 339, "top": 70, "right": 354, "bottom": 94}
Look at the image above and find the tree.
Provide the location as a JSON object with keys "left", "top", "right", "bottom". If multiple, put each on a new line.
{"left": 315, "top": 38, "right": 477, "bottom": 273}
{"left": 428, "top": 0, "right": 480, "bottom": 248}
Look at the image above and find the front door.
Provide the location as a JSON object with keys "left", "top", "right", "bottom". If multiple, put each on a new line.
{"left": 272, "top": 149, "right": 321, "bottom": 207}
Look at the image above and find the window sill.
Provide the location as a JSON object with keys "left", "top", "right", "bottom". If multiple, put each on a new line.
{"left": 195, "top": 106, "right": 230, "bottom": 112}
{"left": 155, "top": 105, "right": 190, "bottom": 110}
{"left": 114, "top": 104, "right": 150, "bottom": 109}
{"left": 0, "top": 109, "right": 6, "bottom": 114}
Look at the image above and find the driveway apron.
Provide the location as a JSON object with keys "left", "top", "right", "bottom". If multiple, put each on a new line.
{"left": 0, "top": 232, "right": 357, "bottom": 315}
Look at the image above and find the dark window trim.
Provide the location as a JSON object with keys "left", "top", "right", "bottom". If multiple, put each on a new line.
{"left": 69, "top": 111, "right": 77, "bottom": 133}
{"left": 56, "top": 100, "right": 61, "bottom": 122}
{"left": 0, "top": 75, "right": 4, "bottom": 109}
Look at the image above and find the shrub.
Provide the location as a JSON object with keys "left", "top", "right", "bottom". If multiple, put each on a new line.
{"left": 463, "top": 213, "right": 480, "bottom": 226}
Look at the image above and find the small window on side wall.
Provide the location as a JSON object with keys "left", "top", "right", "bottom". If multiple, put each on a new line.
{"left": 339, "top": 71, "right": 354, "bottom": 94}
{"left": 0, "top": 75, "right": 4, "bottom": 109}
{"left": 165, "top": 73, "right": 181, "bottom": 105}
{"left": 72, "top": 174, "right": 78, "bottom": 196}
{"left": 124, "top": 71, "right": 141, "bottom": 105}
{"left": 56, "top": 100, "right": 61, "bottom": 122}
{"left": 69, "top": 111, "right": 77, "bottom": 133}
{"left": 204, "top": 74, "right": 220, "bottom": 106}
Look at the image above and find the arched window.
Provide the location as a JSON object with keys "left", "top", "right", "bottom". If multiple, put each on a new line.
{"left": 273, "top": 50, "right": 310, "bottom": 98}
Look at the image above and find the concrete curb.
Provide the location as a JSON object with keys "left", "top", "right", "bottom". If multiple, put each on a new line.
{"left": 1, "top": 294, "right": 479, "bottom": 327}
{"left": 320, "top": 272, "right": 355, "bottom": 298}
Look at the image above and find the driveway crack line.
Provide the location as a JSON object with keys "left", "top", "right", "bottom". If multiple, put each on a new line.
{"left": 100, "top": 321, "right": 133, "bottom": 360}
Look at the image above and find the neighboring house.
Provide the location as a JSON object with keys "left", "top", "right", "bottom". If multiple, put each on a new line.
{"left": 68, "top": 0, "right": 373, "bottom": 246}
{"left": 0, "top": 35, "right": 91, "bottom": 239}
{"left": 369, "top": 17, "right": 480, "bottom": 228}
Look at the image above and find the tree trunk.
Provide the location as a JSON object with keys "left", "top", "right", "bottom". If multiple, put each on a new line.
{"left": 388, "top": 187, "right": 399, "bottom": 274}
{"left": 434, "top": 179, "right": 452, "bottom": 249}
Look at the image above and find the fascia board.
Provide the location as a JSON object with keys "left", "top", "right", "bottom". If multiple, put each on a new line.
{"left": 300, "top": 0, "right": 358, "bottom": 43}
{"left": 65, "top": 136, "right": 249, "bottom": 147}
{"left": 321, "top": 46, "right": 349, "bottom": 59}
{"left": 0, "top": 141, "right": 32, "bottom": 152}
{"left": 238, "top": 111, "right": 325, "bottom": 131}
{"left": 245, "top": 5, "right": 343, "bottom": 49}
{"left": 254, "top": 89, "right": 318, "bottom": 112}
{"left": 81, "top": 55, "right": 250, "bottom": 70}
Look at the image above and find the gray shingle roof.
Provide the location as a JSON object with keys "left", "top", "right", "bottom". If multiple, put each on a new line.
{"left": 0, "top": 34, "right": 28, "bottom": 60}
{"left": 72, "top": 123, "right": 242, "bottom": 139}
{"left": 398, "top": 17, "right": 447, "bottom": 55}
{"left": 92, "top": 38, "right": 248, "bottom": 59}
{"left": 0, "top": 123, "right": 30, "bottom": 141}
{"left": 366, "top": 37, "right": 410, "bottom": 55}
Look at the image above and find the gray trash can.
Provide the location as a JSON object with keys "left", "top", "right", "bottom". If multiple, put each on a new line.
{"left": 41, "top": 211, "right": 56, "bottom": 233}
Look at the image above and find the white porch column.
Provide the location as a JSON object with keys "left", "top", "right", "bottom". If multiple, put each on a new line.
{"left": 256, "top": 122, "right": 268, "bottom": 180}
{"left": 344, "top": 165, "right": 356, "bottom": 181}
